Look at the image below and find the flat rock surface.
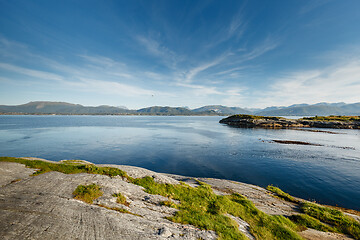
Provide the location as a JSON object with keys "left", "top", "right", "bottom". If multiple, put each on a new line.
{"left": 0, "top": 162, "right": 35, "bottom": 186}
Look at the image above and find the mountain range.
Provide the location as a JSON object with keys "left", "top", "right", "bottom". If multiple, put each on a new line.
{"left": 0, "top": 101, "right": 359, "bottom": 116}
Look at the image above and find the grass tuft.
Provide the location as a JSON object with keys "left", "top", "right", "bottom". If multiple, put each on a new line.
{"left": 112, "top": 192, "right": 130, "bottom": 206}
{"left": 73, "top": 183, "right": 103, "bottom": 204}
{"left": 267, "top": 185, "right": 298, "bottom": 203}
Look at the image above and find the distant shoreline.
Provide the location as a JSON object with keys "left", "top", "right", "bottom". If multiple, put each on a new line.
{"left": 0, "top": 113, "right": 227, "bottom": 116}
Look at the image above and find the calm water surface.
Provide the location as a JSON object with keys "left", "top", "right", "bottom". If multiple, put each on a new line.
{"left": 1, "top": 115, "right": 359, "bottom": 210}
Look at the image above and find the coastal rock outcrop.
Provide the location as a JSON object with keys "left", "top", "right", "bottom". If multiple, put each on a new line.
{"left": 219, "top": 115, "right": 360, "bottom": 129}
{"left": 0, "top": 159, "right": 357, "bottom": 240}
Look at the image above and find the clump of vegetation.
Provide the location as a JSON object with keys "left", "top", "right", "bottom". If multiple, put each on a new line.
{"left": 10, "top": 178, "right": 22, "bottom": 184}
{"left": 301, "top": 115, "right": 360, "bottom": 122}
{"left": 73, "top": 183, "right": 103, "bottom": 204}
{"left": 132, "top": 176, "right": 302, "bottom": 240}
{"left": 267, "top": 184, "right": 360, "bottom": 239}
{"left": 112, "top": 192, "right": 130, "bottom": 206}
{"left": 300, "top": 202, "right": 360, "bottom": 239}
{"left": 289, "top": 214, "right": 335, "bottom": 232}
{"left": 59, "top": 160, "right": 90, "bottom": 165}
{"left": 0, "top": 157, "right": 130, "bottom": 179}
{"left": 267, "top": 185, "right": 298, "bottom": 203}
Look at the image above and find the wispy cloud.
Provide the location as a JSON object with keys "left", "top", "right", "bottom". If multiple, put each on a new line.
{"left": 215, "top": 66, "right": 250, "bottom": 76}
{"left": 176, "top": 82, "right": 222, "bottom": 96}
{"left": 78, "top": 55, "right": 123, "bottom": 68}
{"left": 205, "top": 6, "right": 247, "bottom": 49}
{"left": 299, "top": 0, "right": 330, "bottom": 15}
{"left": 228, "top": 6, "right": 247, "bottom": 39}
{"left": 255, "top": 59, "right": 360, "bottom": 107}
{"left": 136, "top": 35, "right": 180, "bottom": 68}
{"left": 0, "top": 36, "right": 167, "bottom": 100}
{"left": 180, "top": 53, "right": 231, "bottom": 83}
{"left": 72, "top": 77, "right": 157, "bottom": 97}
{"left": 240, "top": 37, "right": 279, "bottom": 62}
{"left": 0, "top": 62, "right": 63, "bottom": 81}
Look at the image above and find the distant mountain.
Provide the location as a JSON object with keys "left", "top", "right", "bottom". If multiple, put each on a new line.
{"left": 0, "top": 101, "right": 129, "bottom": 114}
{"left": 1, "top": 101, "right": 359, "bottom": 116}
{"left": 136, "top": 106, "right": 193, "bottom": 115}
{"left": 192, "top": 105, "right": 251, "bottom": 114}
{"left": 257, "top": 102, "right": 360, "bottom": 116}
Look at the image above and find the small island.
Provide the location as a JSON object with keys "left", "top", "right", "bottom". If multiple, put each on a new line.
{"left": 219, "top": 115, "right": 360, "bottom": 129}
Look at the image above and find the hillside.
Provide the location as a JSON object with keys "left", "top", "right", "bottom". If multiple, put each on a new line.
{"left": 256, "top": 103, "right": 360, "bottom": 116}
{"left": 1, "top": 101, "right": 360, "bottom": 116}
{"left": 136, "top": 106, "right": 193, "bottom": 115}
{"left": 192, "top": 105, "right": 251, "bottom": 115}
{"left": 0, "top": 101, "right": 129, "bottom": 114}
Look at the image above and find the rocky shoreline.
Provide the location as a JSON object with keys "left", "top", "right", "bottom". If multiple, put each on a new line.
{"left": 0, "top": 158, "right": 359, "bottom": 240}
{"left": 219, "top": 115, "right": 360, "bottom": 129}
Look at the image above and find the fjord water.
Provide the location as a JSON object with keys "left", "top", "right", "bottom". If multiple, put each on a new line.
{"left": 1, "top": 115, "right": 359, "bottom": 210}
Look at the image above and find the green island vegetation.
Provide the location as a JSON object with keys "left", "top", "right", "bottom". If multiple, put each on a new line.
{"left": 73, "top": 183, "right": 103, "bottom": 204}
{"left": 301, "top": 115, "right": 360, "bottom": 122}
{"left": 2, "top": 156, "right": 360, "bottom": 240}
{"left": 226, "top": 114, "right": 284, "bottom": 120}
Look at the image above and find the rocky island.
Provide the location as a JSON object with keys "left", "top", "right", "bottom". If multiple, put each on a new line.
{"left": 1, "top": 157, "right": 359, "bottom": 240}
{"left": 219, "top": 115, "right": 360, "bottom": 129}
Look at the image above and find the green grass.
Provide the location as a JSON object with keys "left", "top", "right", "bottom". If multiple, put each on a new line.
{"left": 300, "top": 202, "right": 360, "bottom": 239}
{"left": 73, "top": 183, "right": 103, "bottom": 204}
{"left": 301, "top": 116, "right": 360, "bottom": 122}
{"left": 267, "top": 185, "right": 298, "bottom": 203}
{"left": 132, "top": 176, "right": 302, "bottom": 240}
{"left": 112, "top": 192, "right": 130, "bottom": 206}
{"left": 59, "top": 160, "right": 90, "bottom": 165}
{"left": 266, "top": 184, "right": 360, "bottom": 239}
{"left": 289, "top": 214, "right": 335, "bottom": 232}
{"left": 160, "top": 200, "right": 178, "bottom": 208}
{"left": 0, "top": 157, "right": 129, "bottom": 179}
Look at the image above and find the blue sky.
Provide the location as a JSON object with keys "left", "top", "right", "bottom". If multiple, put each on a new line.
{"left": 1, "top": 0, "right": 360, "bottom": 109}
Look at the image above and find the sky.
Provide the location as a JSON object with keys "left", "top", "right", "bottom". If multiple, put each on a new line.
{"left": 0, "top": 0, "right": 360, "bottom": 109}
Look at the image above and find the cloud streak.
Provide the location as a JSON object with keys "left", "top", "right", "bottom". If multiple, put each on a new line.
{"left": 253, "top": 59, "right": 360, "bottom": 107}
{"left": 0, "top": 62, "right": 63, "bottom": 81}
